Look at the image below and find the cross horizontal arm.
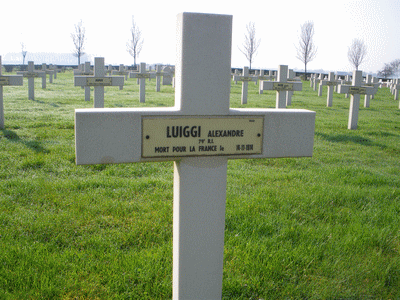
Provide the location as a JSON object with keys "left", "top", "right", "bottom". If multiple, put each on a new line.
{"left": 337, "top": 85, "right": 374, "bottom": 95}
{"left": 75, "top": 108, "right": 315, "bottom": 165}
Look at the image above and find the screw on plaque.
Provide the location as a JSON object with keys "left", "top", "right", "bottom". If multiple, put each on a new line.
{"left": 146, "top": 135, "right": 150, "bottom": 139}
{"left": 257, "top": 133, "right": 261, "bottom": 137}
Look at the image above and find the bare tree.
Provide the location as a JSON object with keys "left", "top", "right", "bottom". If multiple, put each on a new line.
{"left": 295, "top": 21, "right": 317, "bottom": 80}
{"left": 348, "top": 39, "right": 367, "bottom": 70}
{"left": 71, "top": 20, "right": 86, "bottom": 65}
{"left": 239, "top": 22, "right": 261, "bottom": 70}
{"left": 389, "top": 58, "right": 400, "bottom": 77}
{"left": 378, "top": 63, "right": 393, "bottom": 79}
{"left": 127, "top": 16, "right": 144, "bottom": 70}
{"left": 21, "top": 43, "right": 27, "bottom": 66}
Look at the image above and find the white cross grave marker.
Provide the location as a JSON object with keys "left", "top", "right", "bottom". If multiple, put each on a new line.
{"left": 363, "top": 75, "right": 379, "bottom": 107}
{"left": 129, "top": 62, "right": 156, "bottom": 103}
{"left": 155, "top": 64, "right": 163, "bottom": 92}
{"left": 260, "top": 65, "right": 302, "bottom": 108}
{"left": 391, "top": 79, "right": 400, "bottom": 105}
{"left": 338, "top": 70, "right": 374, "bottom": 130}
{"left": 74, "top": 12, "right": 316, "bottom": 299}
{"left": 74, "top": 62, "right": 93, "bottom": 101}
{"left": 112, "top": 64, "right": 130, "bottom": 80}
{"left": 74, "top": 57, "right": 124, "bottom": 108}
{"left": 320, "top": 72, "right": 340, "bottom": 107}
{"left": 313, "top": 73, "right": 322, "bottom": 92}
{"left": 41, "top": 63, "right": 55, "bottom": 87}
{"left": 233, "top": 66, "right": 257, "bottom": 104}
{"left": 258, "top": 70, "right": 276, "bottom": 94}
{"left": 16, "top": 61, "right": 45, "bottom": 100}
{"left": 0, "top": 56, "right": 23, "bottom": 129}
{"left": 286, "top": 69, "right": 299, "bottom": 106}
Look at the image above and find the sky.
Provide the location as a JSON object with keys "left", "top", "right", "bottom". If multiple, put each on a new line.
{"left": 1, "top": 0, "right": 400, "bottom": 73}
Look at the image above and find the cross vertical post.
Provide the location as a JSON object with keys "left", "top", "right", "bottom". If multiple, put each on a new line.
{"left": 94, "top": 57, "right": 105, "bottom": 108}
{"left": 240, "top": 66, "right": 251, "bottom": 104}
{"left": 155, "top": 64, "right": 162, "bottom": 92}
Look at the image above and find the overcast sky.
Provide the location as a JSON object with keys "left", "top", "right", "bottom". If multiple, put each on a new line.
{"left": 2, "top": 0, "right": 399, "bottom": 73}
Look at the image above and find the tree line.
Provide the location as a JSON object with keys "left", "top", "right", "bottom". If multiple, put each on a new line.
{"left": 19, "top": 18, "right": 396, "bottom": 79}
{"left": 239, "top": 21, "right": 371, "bottom": 79}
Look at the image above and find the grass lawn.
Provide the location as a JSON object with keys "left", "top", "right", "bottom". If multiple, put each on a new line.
{"left": 0, "top": 70, "right": 399, "bottom": 299}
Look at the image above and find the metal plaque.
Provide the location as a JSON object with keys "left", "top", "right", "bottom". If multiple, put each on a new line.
{"left": 273, "top": 82, "right": 294, "bottom": 91}
{"left": 135, "top": 73, "right": 151, "bottom": 79}
{"left": 142, "top": 116, "right": 264, "bottom": 158}
{"left": 0, "top": 77, "right": 10, "bottom": 86}
{"left": 326, "top": 81, "right": 338, "bottom": 86}
{"left": 86, "top": 77, "right": 112, "bottom": 86}
{"left": 26, "top": 72, "right": 39, "bottom": 77}
{"left": 349, "top": 86, "right": 367, "bottom": 94}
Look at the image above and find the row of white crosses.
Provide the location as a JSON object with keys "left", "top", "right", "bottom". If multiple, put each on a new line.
{"left": 0, "top": 56, "right": 23, "bottom": 129}
{"left": 75, "top": 61, "right": 175, "bottom": 105}
{"left": 390, "top": 79, "right": 400, "bottom": 104}
{"left": 75, "top": 12, "right": 316, "bottom": 299}
{"left": 236, "top": 66, "right": 301, "bottom": 107}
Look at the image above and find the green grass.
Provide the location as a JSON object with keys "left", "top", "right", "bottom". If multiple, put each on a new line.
{"left": 1, "top": 71, "right": 399, "bottom": 299}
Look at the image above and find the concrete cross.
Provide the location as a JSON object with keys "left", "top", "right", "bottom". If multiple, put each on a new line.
{"left": 74, "top": 12, "right": 316, "bottom": 299}
{"left": 129, "top": 62, "right": 156, "bottom": 103}
{"left": 260, "top": 65, "right": 302, "bottom": 108}
{"left": 313, "top": 73, "right": 323, "bottom": 92}
{"left": 40, "top": 63, "right": 55, "bottom": 87}
{"left": 16, "top": 61, "right": 45, "bottom": 100}
{"left": 0, "top": 56, "right": 23, "bottom": 129}
{"left": 286, "top": 69, "right": 299, "bottom": 106}
{"left": 233, "top": 66, "right": 257, "bottom": 104}
{"left": 74, "top": 62, "right": 93, "bottom": 101}
{"left": 390, "top": 79, "right": 400, "bottom": 102}
{"left": 320, "top": 72, "right": 340, "bottom": 107}
{"left": 258, "top": 70, "right": 276, "bottom": 94}
{"left": 363, "top": 75, "right": 379, "bottom": 106}
{"left": 154, "top": 64, "right": 163, "bottom": 92}
{"left": 74, "top": 57, "right": 124, "bottom": 108}
{"left": 337, "top": 70, "right": 375, "bottom": 130}
{"left": 112, "top": 64, "right": 130, "bottom": 80}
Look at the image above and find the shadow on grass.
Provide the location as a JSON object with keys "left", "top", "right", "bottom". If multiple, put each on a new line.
{"left": 315, "top": 132, "right": 387, "bottom": 149}
{"left": 1, "top": 129, "right": 49, "bottom": 153}
{"left": 32, "top": 99, "right": 59, "bottom": 107}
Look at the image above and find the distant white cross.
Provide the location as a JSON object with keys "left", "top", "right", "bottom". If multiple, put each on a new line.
{"left": 320, "top": 72, "right": 340, "bottom": 107}
{"left": 260, "top": 65, "right": 302, "bottom": 108}
{"left": 74, "top": 57, "right": 124, "bottom": 108}
{"left": 16, "top": 61, "right": 45, "bottom": 100}
{"left": 338, "top": 70, "right": 375, "bottom": 130}
{"left": 129, "top": 62, "right": 156, "bottom": 103}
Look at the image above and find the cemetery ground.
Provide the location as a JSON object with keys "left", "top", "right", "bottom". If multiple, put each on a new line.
{"left": 0, "top": 70, "right": 399, "bottom": 299}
